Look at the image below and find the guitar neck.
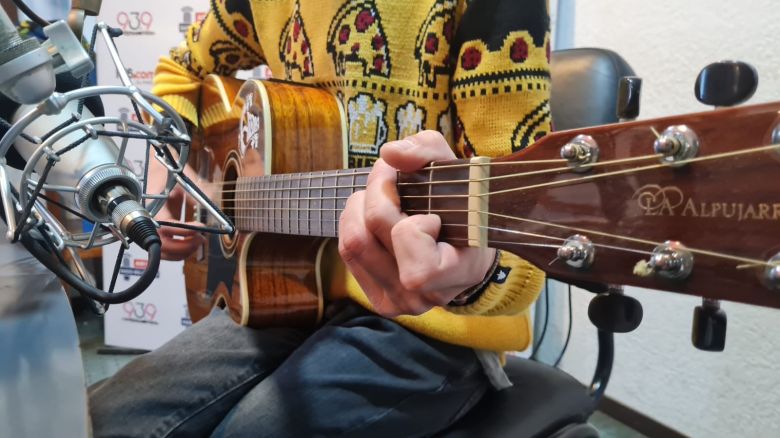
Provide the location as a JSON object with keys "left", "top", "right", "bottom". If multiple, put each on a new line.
{"left": 233, "top": 168, "right": 371, "bottom": 237}
{"left": 233, "top": 161, "right": 475, "bottom": 242}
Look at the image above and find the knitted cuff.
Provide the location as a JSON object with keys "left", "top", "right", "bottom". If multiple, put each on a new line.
{"left": 449, "top": 250, "right": 501, "bottom": 306}
{"left": 446, "top": 251, "right": 545, "bottom": 316}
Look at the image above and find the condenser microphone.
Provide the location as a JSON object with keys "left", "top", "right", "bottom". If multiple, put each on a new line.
{"left": 12, "top": 100, "right": 159, "bottom": 250}
{"left": 0, "top": 17, "right": 232, "bottom": 306}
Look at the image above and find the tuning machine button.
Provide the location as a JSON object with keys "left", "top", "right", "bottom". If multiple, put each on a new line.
{"left": 634, "top": 241, "right": 694, "bottom": 280}
{"left": 653, "top": 125, "right": 700, "bottom": 167}
{"left": 560, "top": 134, "right": 599, "bottom": 172}
{"left": 557, "top": 234, "right": 595, "bottom": 269}
{"left": 616, "top": 76, "right": 642, "bottom": 122}
{"left": 692, "top": 299, "right": 727, "bottom": 351}
{"left": 588, "top": 285, "right": 643, "bottom": 333}
{"left": 695, "top": 61, "right": 758, "bottom": 108}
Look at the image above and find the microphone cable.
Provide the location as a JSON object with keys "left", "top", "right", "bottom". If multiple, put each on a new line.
{"left": 11, "top": 0, "right": 50, "bottom": 27}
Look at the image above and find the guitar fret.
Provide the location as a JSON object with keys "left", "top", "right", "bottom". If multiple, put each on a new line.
{"left": 260, "top": 177, "right": 265, "bottom": 230}
{"left": 316, "top": 172, "right": 324, "bottom": 236}
{"left": 283, "top": 174, "right": 289, "bottom": 234}
{"left": 234, "top": 167, "right": 372, "bottom": 237}
{"left": 334, "top": 169, "right": 355, "bottom": 237}
{"left": 263, "top": 177, "right": 269, "bottom": 232}
{"left": 301, "top": 173, "right": 310, "bottom": 236}
{"left": 273, "top": 175, "right": 280, "bottom": 233}
{"left": 292, "top": 174, "right": 300, "bottom": 235}
{"left": 234, "top": 179, "right": 242, "bottom": 230}
{"left": 243, "top": 178, "right": 249, "bottom": 231}
{"left": 322, "top": 171, "right": 333, "bottom": 238}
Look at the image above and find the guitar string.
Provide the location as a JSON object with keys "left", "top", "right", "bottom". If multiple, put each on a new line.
{"left": 404, "top": 142, "right": 780, "bottom": 199}
{"left": 204, "top": 140, "right": 776, "bottom": 196}
{"left": 215, "top": 136, "right": 776, "bottom": 203}
{"left": 199, "top": 150, "right": 665, "bottom": 192}
{"left": 228, "top": 212, "right": 765, "bottom": 275}
{"left": 191, "top": 156, "right": 573, "bottom": 188}
{"left": 189, "top": 143, "right": 780, "bottom": 269}
{"left": 418, "top": 209, "right": 772, "bottom": 268}
{"left": 229, "top": 197, "right": 774, "bottom": 269}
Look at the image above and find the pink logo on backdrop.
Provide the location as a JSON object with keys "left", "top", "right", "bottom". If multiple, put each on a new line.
{"left": 116, "top": 11, "right": 155, "bottom": 36}
{"left": 122, "top": 301, "right": 159, "bottom": 325}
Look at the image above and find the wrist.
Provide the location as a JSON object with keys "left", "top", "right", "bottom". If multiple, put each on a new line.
{"left": 449, "top": 249, "right": 501, "bottom": 306}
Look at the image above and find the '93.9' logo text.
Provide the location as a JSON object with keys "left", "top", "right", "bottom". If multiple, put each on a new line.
{"left": 116, "top": 11, "right": 155, "bottom": 36}
{"left": 122, "top": 301, "right": 159, "bottom": 325}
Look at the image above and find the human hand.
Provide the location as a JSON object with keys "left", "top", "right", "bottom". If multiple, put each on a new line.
{"left": 146, "top": 152, "right": 206, "bottom": 261}
{"left": 338, "top": 130, "right": 496, "bottom": 317}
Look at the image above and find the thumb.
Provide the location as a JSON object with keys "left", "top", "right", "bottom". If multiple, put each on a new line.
{"left": 380, "top": 130, "right": 456, "bottom": 172}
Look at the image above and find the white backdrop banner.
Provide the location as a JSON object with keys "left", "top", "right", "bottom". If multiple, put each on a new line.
{"left": 97, "top": 0, "right": 209, "bottom": 350}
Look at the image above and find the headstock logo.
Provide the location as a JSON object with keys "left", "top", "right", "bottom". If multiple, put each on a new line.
{"left": 633, "top": 184, "right": 780, "bottom": 221}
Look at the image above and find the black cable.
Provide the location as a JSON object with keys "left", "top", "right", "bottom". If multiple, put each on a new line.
{"left": 157, "top": 220, "right": 231, "bottom": 235}
{"left": 553, "top": 284, "right": 574, "bottom": 368}
{"left": 20, "top": 230, "right": 161, "bottom": 304}
{"left": 108, "top": 244, "right": 125, "bottom": 294}
{"left": 13, "top": 156, "right": 55, "bottom": 241}
{"left": 54, "top": 134, "right": 91, "bottom": 157}
{"left": 38, "top": 193, "right": 92, "bottom": 222}
{"left": 11, "top": 0, "right": 50, "bottom": 27}
{"left": 529, "top": 278, "right": 550, "bottom": 361}
{"left": 0, "top": 117, "right": 38, "bottom": 144}
{"left": 41, "top": 114, "right": 80, "bottom": 143}
{"left": 94, "top": 130, "right": 189, "bottom": 144}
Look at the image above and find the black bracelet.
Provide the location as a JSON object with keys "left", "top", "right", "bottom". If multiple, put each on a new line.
{"left": 448, "top": 250, "right": 501, "bottom": 307}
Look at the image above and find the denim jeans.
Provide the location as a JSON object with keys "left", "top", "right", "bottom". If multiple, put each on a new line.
{"left": 88, "top": 302, "right": 489, "bottom": 437}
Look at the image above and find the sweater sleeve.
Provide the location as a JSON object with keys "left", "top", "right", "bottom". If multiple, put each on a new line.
{"left": 445, "top": 0, "right": 551, "bottom": 316}
{"left": 152, "top": 0, "right": 265, "bottom": 126}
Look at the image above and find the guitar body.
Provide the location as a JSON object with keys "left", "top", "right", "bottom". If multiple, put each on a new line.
{"left": 184, "top": 78, "right": 347, "bottom": 328}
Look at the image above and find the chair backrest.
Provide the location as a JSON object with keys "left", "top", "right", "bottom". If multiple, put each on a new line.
{"left": 550, "top": 48, "right": 636, "bottom": 130}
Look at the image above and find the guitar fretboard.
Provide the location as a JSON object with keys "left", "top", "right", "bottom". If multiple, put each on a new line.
{"left": 233, "top": 168, "right": 370, "bottom": 237}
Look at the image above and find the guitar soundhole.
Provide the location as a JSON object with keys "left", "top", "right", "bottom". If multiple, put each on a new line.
{"left": 220, "top": 156, "right": 240, "bottom": 257}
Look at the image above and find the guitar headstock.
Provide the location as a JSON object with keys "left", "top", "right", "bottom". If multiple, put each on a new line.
{"left": 397, "top": 101, "right": 780, "bottom": 310}
{"left": 482, "top": 101, "right": 780, "bottom": 309}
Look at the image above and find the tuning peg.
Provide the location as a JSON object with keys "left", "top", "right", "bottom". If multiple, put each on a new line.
{"left": 694, "top": 61, "right": 758, "bottom": 107}
{"left": 692, "top": 299, "right": 727, "bottom": 351}
{"left": 616, "top": 76, "right": 642, "bottom": 121}
{"left": 588, "top": 288, "right": 643, "bottom": 333}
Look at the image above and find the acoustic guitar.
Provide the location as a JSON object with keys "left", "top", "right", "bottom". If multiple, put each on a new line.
{"left": 184, "top": 75, "right": 780, "bottom": 329}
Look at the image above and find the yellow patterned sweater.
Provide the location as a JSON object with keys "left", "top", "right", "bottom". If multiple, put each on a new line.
{"left": 153, "top": 0, "right": 551, "bottom": 352}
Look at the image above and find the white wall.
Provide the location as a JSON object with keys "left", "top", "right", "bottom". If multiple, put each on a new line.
{"left": 556, "top": 1, "right": 780, "bottom": 437}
